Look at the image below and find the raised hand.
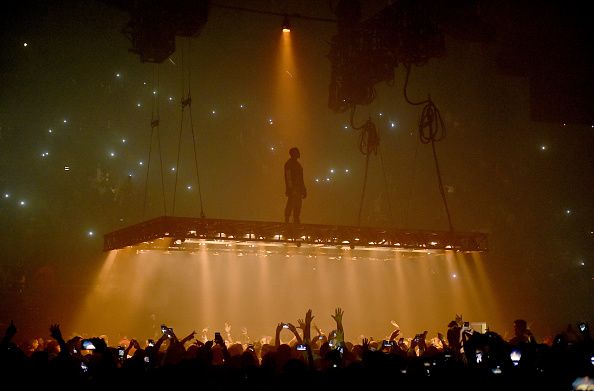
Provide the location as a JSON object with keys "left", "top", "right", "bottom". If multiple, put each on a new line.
{"left": 5, "top": 320, "right": 17, "bottom": 339}
{"left": 49, "top": 324, "right": 63, "bottom": 342}
{"left": 276, "top": 323, "right": 284, "bottom": 334}
{"left": 361, "top": 337, "right": 370, "bottom": 351}
{"left": 389, "top": 328, "right": 400, "bottom": 341}
{"left": 313, "top": 323, "right": 323, "bottom": 336}
{"left": 225, "top": 322, "right": 232, "bottom": 335}
{"left": 332, "top": 307, "right": 344, "bottom": 324}
{"left": 305, "top": 309, "right": 314, "bottom": 325}
{"left": 297, "top": 319, "right": 306, "bottom": 331}
{"left": 287, "top": 323, "right": 298, "bottom": 333}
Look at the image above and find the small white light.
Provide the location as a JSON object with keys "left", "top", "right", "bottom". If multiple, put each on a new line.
{"left": 211, "top": 109, "right": 216, "bottom": 115}
{"left": 152, "top": 90, "right": 157, "bottom": 95}
{"left": 326, "top": 178, "right": 330, "bottom": 182}
{"left": 345, "top": 169, "right": 349, "bottom": 173}
{"left": 88, "top": 231, "right": 94, "bottom": 237}
{"left": 64, "top": 166, "right": 70, "bottom": 171}
{"left": 240, "top": 104, "right": 245, "bottom": 109}
{"left": 139, "top": 161, "right": 144, "bottom": 166}
{"left": 330, "top": 169, "right": 335, "bottom": 174}
{"left": 268, "top": 118, "right": 274, "bottom": 125}
{"left": 186, "top": 185, "right": 192, "bottom": 190}
{"left": 270, "top": 146, "right": 275, "bottom": 151}
{"left": 115, "top": 73, "right": 121, "bottom": 78}
{"left": 566, "top": 209, "right": 571, "bottom": 215}
{"left": 48, "top": 128, "right": 53, "bottom": 134}
{"left": 390, "top": 121, "right": 396, "bottom": 128}
{"left": 143, "top": 82, "right": 147, "bottom": 85}
{"left": 19, "top": 200, "right": 26, "bottom": 206}
{"left": 63, "top": 119, "right": 68, "bottom": 124}
{"left": 171, "top": 167, "right": 176, "bottom": 172}
{"left": 109, "top": 152, "right": 115, "bottom": 157}
{"left": 378, "top": 112, "right": 383, "bottom": 117}
{"left": 4, "top": 193, "right": 9, "bottom": 199}
{"left": 343, "top": 125, "right": 348, "bottom": 129}
{"left": 451, "top": 273, "right": 457, "bottom": 278}
{"left": 121, "top": 139, "right": 126, "bottom": 144}
{"left": 136, "top": 102, "right": 141, "bottom": 107}
{"left": 23, "top": 42, "right": 28, "bottom": 47}
{"left": 580, "top": 261, "right": 585, "bottom": 266}
{"left": 168, "top": 96, "right": 173, "bottom": 101}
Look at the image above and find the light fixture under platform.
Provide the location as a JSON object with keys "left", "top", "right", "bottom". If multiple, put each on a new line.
{"left": 103, "top": 216, "right": 487, "bottom": 253}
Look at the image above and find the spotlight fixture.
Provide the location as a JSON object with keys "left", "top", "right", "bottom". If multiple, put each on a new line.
{"left": 282, "top": 15, "right": 290, "bottom": 32}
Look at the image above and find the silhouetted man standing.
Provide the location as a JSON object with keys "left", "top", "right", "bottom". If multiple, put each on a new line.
{"left": 284, "top": 147, "right": 306, "bottom": 223}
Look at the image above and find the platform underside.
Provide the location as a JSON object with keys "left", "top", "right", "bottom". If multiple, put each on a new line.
{"left": 103, "top": 216, "right": 487, "bottom": 252}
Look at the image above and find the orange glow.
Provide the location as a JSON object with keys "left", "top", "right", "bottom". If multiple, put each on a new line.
{"left": 70, "top": 244, "right": 503, "bottom": 345}
{"left": 282, "top": 27, "right": 290, "bottom": 33}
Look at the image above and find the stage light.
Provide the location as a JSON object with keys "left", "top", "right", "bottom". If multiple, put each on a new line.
{"left": 282, "top": 15, "right": 291, "bottom": 32}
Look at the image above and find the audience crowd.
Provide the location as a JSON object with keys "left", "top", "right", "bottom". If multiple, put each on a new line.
{"left": 1, "top": 308, "right": 592, "bottom": 390}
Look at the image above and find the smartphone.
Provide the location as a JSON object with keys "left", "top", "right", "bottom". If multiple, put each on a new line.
{"left": 579, "top": 323, "right": 587, "bottom": 332}
{"left": 510, "top": 349, "right": 521, "bottom": 366}
{"left": 144, "top": 356, "right": 150, "bottom": 363}
{"left": 147, "top": 339, "right": 155, "bottom": 347}
{"left": 161, "top": 324, "right": 168, "bottom": 334}
{"left": 296, "top": 344, "right": 307, "bottom": 351}
{"left": 383, "top": 340, "right": 392, "bottom": 347}
{"left": 118, "top": 347, "right": 125, "bottom": 358}
{"left": 80, "top": 362, "right": 88, "bottom": 372}
{"left": 214, "top": 332, "right": 222, "bottom": 342}
{"left": 81, "top": 339, "right": 96, "bottom": 350}
{"left": 463, "top": 322, "right": 470, "bottom": 328}
{"left": 475, "top": 350, "right": 483, "bottom": 363}
{"left": 282, "top": 324, "right": 289, "bottom": 329}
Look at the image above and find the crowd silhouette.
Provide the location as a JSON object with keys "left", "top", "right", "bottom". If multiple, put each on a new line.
{"left": 1, "top": 308, "right": 592, "bottom": 390}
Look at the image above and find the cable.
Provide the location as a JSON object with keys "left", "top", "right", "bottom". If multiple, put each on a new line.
{"left": 378, "top": 146, "right": 394, "bottom": 224}
{"left": 350, "top": 106, "right": 381, "bottom": 227}
{"left": 186, "top": 38, "right": 205, "bottom": 218}
{"left": 172, "top": 38, "right": 206, "bottom": 218}
{"left": 142, "top": 63, "right": 167, "bottom": 218}
{"left": 403, "top": 63, "right": 453, "bottom": 231}
{"left": 172, "top": 45, "right": 185, "bottom": 216}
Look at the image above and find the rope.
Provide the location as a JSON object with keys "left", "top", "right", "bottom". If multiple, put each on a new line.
{"left": 403, "top": 63, "right": 453, "bottom": 231}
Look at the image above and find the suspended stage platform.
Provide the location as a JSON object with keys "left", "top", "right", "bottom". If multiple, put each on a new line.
{"left": 103, "top": 216, "right": 487, "bottom": 252}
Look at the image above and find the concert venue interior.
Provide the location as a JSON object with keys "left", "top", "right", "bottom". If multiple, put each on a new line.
{"left": 1, "top": 1, "right": 592, "bottom": 346}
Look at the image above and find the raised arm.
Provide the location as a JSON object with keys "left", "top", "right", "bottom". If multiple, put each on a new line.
{"left": 275, "top": 323, "right": 284, "bottom": 347}
{"left": 49, "top": 324, "right": 69, "bottom": 356}
{"left": 331, "top": 307, "right": 345, "bottom": 344}
{"left": 1, "top": 320, "right": 17, "bottom": 347}
{"left": 303, "top": 309, "right": 314, "bottom": 344}
{"left": 287, "top": 322, "right": 303, "bottom": 344}
{"left": 180, "top": 330, "right": 197, "bottom": 345}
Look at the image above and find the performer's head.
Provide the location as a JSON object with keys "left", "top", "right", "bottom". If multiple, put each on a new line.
{"left": 289, "top": 147, "right": 300, "bottom": 159}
